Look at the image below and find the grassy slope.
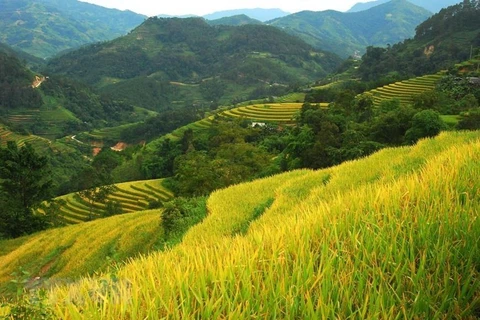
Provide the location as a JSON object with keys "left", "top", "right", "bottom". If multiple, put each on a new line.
{"left": 19, "top": 130, "right": 477, "bottom": 318}
{"left": 0, "top": 210, "right": 164, "bottom": 297}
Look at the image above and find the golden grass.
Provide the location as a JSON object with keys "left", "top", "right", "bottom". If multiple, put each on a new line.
{"left": 0, "top": 210, "right": 163, "bottom": 294}
{"left": 37, "top": 131, "right": 480, "bottom": 319}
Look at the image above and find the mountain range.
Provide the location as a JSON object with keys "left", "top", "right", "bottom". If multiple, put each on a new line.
{"left": 268, "top": 0, "right": 432, "bottom": 58}
{"left": 45, "top": 17, "right": 342, "bottom": 110}
{"left": 0, "top": 0, "right": 458, "bottom": 60}
{"left": 0, "top": 0, "right": 145, "bottom": 58}
{"left": 348, "top": 0, "right": 461, "bottom": 13}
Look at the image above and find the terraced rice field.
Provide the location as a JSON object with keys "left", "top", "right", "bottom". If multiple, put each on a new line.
{"left": 163, "top": 117, "right": 214, "bottom": 140}
{"left": 369, "top": 73, "right": 444, "bottom": 106}
{"left": 219, "top": 102, "right": 328, "bottom": 123}
{"left": 0, "top": 125, "right": 51, "bottom": 151}
{"left": 48, "top": 179, "right": 173, "bottom": 225}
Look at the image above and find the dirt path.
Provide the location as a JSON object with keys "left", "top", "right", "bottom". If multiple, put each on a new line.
{"left": 32, "top": 75, "right": 46, "bottom": 88}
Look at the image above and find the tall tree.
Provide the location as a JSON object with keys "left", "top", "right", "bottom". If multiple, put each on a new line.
{"left": 0, "top": 142, "right": 53, "bottom": 238}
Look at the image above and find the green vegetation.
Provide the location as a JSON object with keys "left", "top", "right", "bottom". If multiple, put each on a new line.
{"left": 0, "top": 142, "right": 54, "bottom": 238}
{"left": 207, "top": 14, "right": 263, "bottom": 26}
{"left": 46, "top": 18, "right": 342, "bottom": 110}
{"left": 269, "top": 0, "right": 432, "bottom": 58}
{"left": 357, "top": 0, "right": 480, "bottom": 80}
{"left": 0, "top": 0, "right": 145, "bottom": 58}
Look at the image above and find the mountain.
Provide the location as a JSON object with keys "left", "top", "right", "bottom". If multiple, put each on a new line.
{"left": 203, "top": 8, "right": 289, "bottom": 22}
{"left": 207, "top": 14, "right": 263, "bottom": 26}
{"left": 0, "top": 0, "right": 146, "bottom": 58}
{"left": 348, "top": 0, "right": 460, "bottom": 13}
{"left": 357, "top": 0, "right": 480, "bottom": 80}
{"left": 46, "top": 17, "right": 342, "bottom": 110}
{"left": 268, "top": 0, "right": 432, "bottom": 58}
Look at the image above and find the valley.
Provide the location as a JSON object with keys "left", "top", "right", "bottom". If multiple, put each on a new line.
{"left": 0, "top": 0, "right": 479, "bottom": 318}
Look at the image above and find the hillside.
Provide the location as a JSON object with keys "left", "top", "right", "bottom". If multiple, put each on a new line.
{"left": 0, "top": 51, "right": 152, "bottom": 140}
{"left": 348, "top": 0, "right": 459, "bottom": 13}
{"left": 207, "top": 14, "right": 263, "bottom": 26}
{"left": 357, "top": 0, "right": 480, "bottom": 80}
{"left": 46, "top": 17, "right": 342, "bottom": 110}
{"left": 0, "top": 0, "right": 145, "bottom": 58}
{"left": 0, "top": 42, "right": 45, "bottom": 70}
{"left": 268, "top": 0, "right": 432, "bottom": 58}
{"left": 1, "top": 131, "right": 478, "bottom": 317}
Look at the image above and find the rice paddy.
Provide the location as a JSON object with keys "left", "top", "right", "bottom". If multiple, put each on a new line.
{"left": 42, "top": 179, "right": 173, "bottom": 225}
{"left": 2, "top": 131, "right": 477, "bottom": 318}
{"left": 368, "top": 73, "right": 444, "bottom": 106}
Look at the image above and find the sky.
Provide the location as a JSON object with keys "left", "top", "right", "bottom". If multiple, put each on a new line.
{"left": 79, "top": 0, "right": 376, "bottom": 16}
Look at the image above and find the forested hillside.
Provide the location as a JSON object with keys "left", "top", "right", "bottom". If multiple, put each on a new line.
{"left": 45, "top": 17, "right": 342, "bottom": 110}
{"left": 0, "top": 0, "right": 145, "bottom": 58}
{"left": 358, "top": 0, "right": 480, "bottom": 80}
{"left": 268, "top": 0, "right": 432, "bottom": 57}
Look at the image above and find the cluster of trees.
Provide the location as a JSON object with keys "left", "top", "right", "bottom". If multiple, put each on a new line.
{"left": 0, "top": 142, "right": 54, "bottom": 238}
{"left": 0, "top": 53, "right": 42, "bottom": 111}
{"left": 40, "top": 75, "right": 136, "bottom": 126}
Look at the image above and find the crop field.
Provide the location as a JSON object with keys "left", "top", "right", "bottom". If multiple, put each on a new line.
{"left": 219, "top": 102, "right": 328, "bottom": 123}
{"left": 369, "top": 73, "right": 444, "bottom": 106}
{"left": 43, "top": 179, "right": 173, "bottom": 225}
{"left": 0, "top": 209, "right": 164, "bottom": 297}
{"left": 0, "top": 125, "right": 51, "bottom": 151}
{"left": 4, "top": 105, "right": 79, "bottom": 139}
{"left": 4, "top": 130, "right": 476, "bottom": 318}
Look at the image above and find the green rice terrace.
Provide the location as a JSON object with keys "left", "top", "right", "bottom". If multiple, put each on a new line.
{"left": 219, "top": 102, "right": 329, "bottom": 124}
{"left": 369, "top": 73, "right": 444, "bottom": 106}
{"left": 0, "top": 124, "right": 51, "bottom": 151}
{"left": 41, "top": 179, "right": 173, "bottom": 225}
{"left": 4, "top": 105, "right": 79, "bottom": 139}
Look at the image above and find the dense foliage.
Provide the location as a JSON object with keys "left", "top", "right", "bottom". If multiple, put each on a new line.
{"left": 0, "top": 142, "right": 53, "bottom": 238}
{"left": 0, "top": 53, "right": 42, "bottom": 110}
{"left": 357, "top": 0, "right": 480, "bottom": 80}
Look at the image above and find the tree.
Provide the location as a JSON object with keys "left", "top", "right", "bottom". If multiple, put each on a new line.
{"left": 76, "top": 166, "right": 115, "bottom": 220}
{"left": 404, "top": 110, "right": 447, "bottom": 144}
{"left": 0, "top": 142, "right": 53, "bottom": 238}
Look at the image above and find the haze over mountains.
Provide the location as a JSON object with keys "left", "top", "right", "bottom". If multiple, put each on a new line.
{"left": 348, "top": 0, "right": 461, "bottom": 13}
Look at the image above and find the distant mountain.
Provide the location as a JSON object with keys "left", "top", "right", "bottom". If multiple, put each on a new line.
{"left": 0, "top": 0, "right": 146, "bottom": 58}
{"left": 207, "top": 14, "right": 263, "bottom": 26}
{"left": 348, "top": 0, "right": 460, "bottom": 13}
{"left": 203, "top": 8, "right": 289, "bottom": 22}
{"left": 268, "top": 0, "right": 432, "bottom": 58}
{"left": 46, "top": 17, "right": 342, "bottom": 110}
{"left": 357, "top": 0, "right": 480, "bottom": 80}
